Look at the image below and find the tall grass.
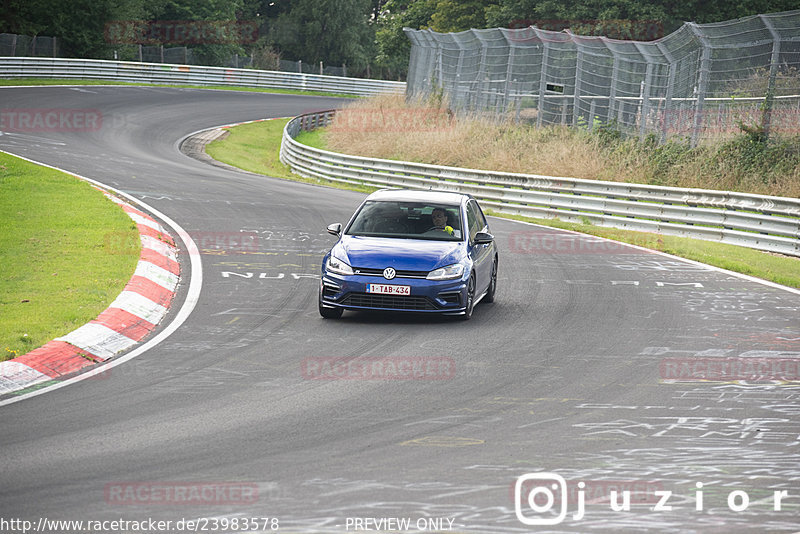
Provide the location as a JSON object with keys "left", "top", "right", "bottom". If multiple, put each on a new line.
{"left": 324, "top": 95, "right": 800, "bottom": 198}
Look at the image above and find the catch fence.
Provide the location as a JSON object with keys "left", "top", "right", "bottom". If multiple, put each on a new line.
{"left": 404, "top": 10, "right": 800, "bottom": 145}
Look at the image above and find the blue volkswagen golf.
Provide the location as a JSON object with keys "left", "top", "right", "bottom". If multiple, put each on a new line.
{"left": 319, "top": 189, "right": 498, "bottom": 320}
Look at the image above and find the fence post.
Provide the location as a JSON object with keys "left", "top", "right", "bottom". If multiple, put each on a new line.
{"left": 160, "top": 45, "right": 164, "bottom": 63}
{"left": 687, "top": 23, "right": 711, "bottom": 147}
{"left": 656, "top": 42, "right": 677, "bottom": 144}
{"left": 449, "top": 31, "right": 471, "bottom": 110}
{"left": 138, "top": 44, "right": 142, "bottom": 62}
{"left": 759, "top": 14, "right": 782, "bottom": 141}
{"left": 504, "top": 42, "right": 516, "bottom": 113}
{"left": 52, "top": 36, "right": 57, "bottom": 57}
{"left": 298, "top": 59, "right": 302, "bottom": 73}
{"left": 11, "top": 34, "right": 17, "bottom": 56}
{"left": 607, "top": 46, "right": 620, "bottom": 125}
{"left": 535, "top": 28, "right": 550, "bottom": 128}
{"left": 570, "top": 31, "right": 584, "bottom": 128}
{"left": 634, "top": 42, "right": 655, "bottom": 140}
{"left": 320, "top": 61, "right": 323, "bottom": 75}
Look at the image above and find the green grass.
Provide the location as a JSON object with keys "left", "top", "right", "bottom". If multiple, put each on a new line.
{"left": 205, "top": 119, "right": 375, "bottom": 194}
{"left": 0, "top": 78, "right": 359, "bottom": 98}
{"left": 206, "top": 119, "right": 800, "bottom": 290}
{"left": 0, "top": 152, "right": 140, "bottom": 361}
{"left": 294, "top": 128, "right": 328, "bottom": 149}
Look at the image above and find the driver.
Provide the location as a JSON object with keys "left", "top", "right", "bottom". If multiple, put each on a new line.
{"left": 430, "top": 208, "right": 454, "bottom": 235}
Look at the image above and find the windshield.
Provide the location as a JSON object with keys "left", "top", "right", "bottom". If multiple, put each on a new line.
{"left": 346, "top": 201, "right": 463, "bottom": 241}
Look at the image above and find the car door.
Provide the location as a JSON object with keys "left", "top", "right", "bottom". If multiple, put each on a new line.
{"left": 466, "top": 199, "right": 493, "bottom": 294}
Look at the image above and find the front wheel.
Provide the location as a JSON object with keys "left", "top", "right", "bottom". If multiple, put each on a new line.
{"left": 484, "top": 257, "right": 498, "bottom": 303}
{"left": 460, "top": 274, "right": 475, "bottom": 321}
{"left": 319, "top": 302, "right": 343, "bottom": 319}
{"left": 319, "top": 285, "right": 343, "bottom": 319}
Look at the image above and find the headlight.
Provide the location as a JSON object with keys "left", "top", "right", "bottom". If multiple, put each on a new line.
{"left": 326, "top": 256, "right": 354, "bottom": 276}
{"left": 427, "top": 263, "right": 464, "bottom": 280}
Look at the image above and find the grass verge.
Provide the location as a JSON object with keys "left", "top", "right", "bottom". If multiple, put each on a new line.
{"left": 0, "top": 152, "right": 140, "bottom": 362}
{"left": 205, "top": 119, "right": 375, "bottom": 194}
{"left": 0, "top": 78, "right": 358, "bottom": 99}
{"left": 205, "top": 118, "right": 800, "bottom": 289}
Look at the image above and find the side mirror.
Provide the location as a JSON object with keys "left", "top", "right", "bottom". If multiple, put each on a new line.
{"left": 327, "top": 223, "right": 342, "bottom": 237}
{"left": 474, "top": 231, "right": 494, "bottom": 245}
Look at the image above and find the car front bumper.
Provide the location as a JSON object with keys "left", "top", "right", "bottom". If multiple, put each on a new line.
{"left": 320, "top": 272, "right": 468, "bottom": 314}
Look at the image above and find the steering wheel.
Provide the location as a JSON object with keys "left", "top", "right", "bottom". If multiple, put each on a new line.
{"left": 384, "top": 221, "right": 410, "bottom": 233}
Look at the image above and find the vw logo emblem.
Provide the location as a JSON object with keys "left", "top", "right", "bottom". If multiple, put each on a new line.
{"left": 383, "top": 267, "right": 396, "bottom": 280}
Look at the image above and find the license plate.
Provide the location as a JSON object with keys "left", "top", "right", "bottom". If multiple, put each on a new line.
{"left": 367, "top": 284, "right": 411, "bottom": 295}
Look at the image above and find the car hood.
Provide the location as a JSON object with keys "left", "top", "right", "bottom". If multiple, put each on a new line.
{"left": 334, "top": 235, "right": 463, "bottom": 271}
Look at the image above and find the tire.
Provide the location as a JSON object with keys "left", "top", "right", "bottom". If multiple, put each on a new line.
{"left": 460, "top": 273, "right": 475, "bottom": 321}
{"left": 319, "top": 302, "right": 343, "bottom": 319}
{"left": 319, "top": 285, "right": 343, "bottom": 319}
{"left": 484, "top": 257, "right": 498, "bottom": 303}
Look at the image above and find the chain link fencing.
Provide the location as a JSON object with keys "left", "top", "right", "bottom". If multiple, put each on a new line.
{"left": 404, "top": 10, "right": 800, "bottom": 145}
{"left": 0, "top": 34, "right": 59, "bottom": 57}
{"left": 1, "top": 33, "right": 348, "bottom": 76}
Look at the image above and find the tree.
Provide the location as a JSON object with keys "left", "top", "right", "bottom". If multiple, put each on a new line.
{"left": 269, "top": 0, "right": 374, "bottom": 73}
{"left": 485, "top": 0, "right": 800, "bottom": 38}
{"left": 2, "top": 0, "right": 149, "bottom": 58}
{"left": 429, "top": 0, "right": 495, "bottom": 33}
{"left": 375, "top": 0, "right": 436, "bottom": 78}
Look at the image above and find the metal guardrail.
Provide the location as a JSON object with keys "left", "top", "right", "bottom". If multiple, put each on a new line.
{"left": 281, "top": 110, "right": 800, "bottom": 257}
{"left": 0, "top": 57, "right": 405, "bottom": 96}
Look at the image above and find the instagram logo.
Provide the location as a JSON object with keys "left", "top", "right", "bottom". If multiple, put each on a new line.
{"left": 515, "top": 473, "right": 569, "bottom": 525}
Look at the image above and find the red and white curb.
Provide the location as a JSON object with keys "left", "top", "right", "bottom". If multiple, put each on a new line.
{"left": 0, "top": 192, "right": 180, "bottom": 395}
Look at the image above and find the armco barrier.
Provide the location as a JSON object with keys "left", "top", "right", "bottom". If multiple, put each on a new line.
{"left": 280, "top": 110, "right": 800, "bottom": 257}
{"left": 0, "top": 57, "right": 405, "bottom": 96}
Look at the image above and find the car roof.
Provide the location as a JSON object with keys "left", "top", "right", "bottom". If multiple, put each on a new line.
{"left": 365, "top": 189, "right": 471, "bottom": 206}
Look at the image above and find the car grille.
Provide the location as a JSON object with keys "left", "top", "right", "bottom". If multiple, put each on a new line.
{"left": 341, "top": 293, "right": 438, "bottom": 310}
{"left": 353, "top": 267, "right": 429, "bottom": 279}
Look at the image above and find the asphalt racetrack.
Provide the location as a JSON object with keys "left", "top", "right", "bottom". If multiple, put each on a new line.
{"left": 1, "top": 86, "right": 799, "bottom": 533}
